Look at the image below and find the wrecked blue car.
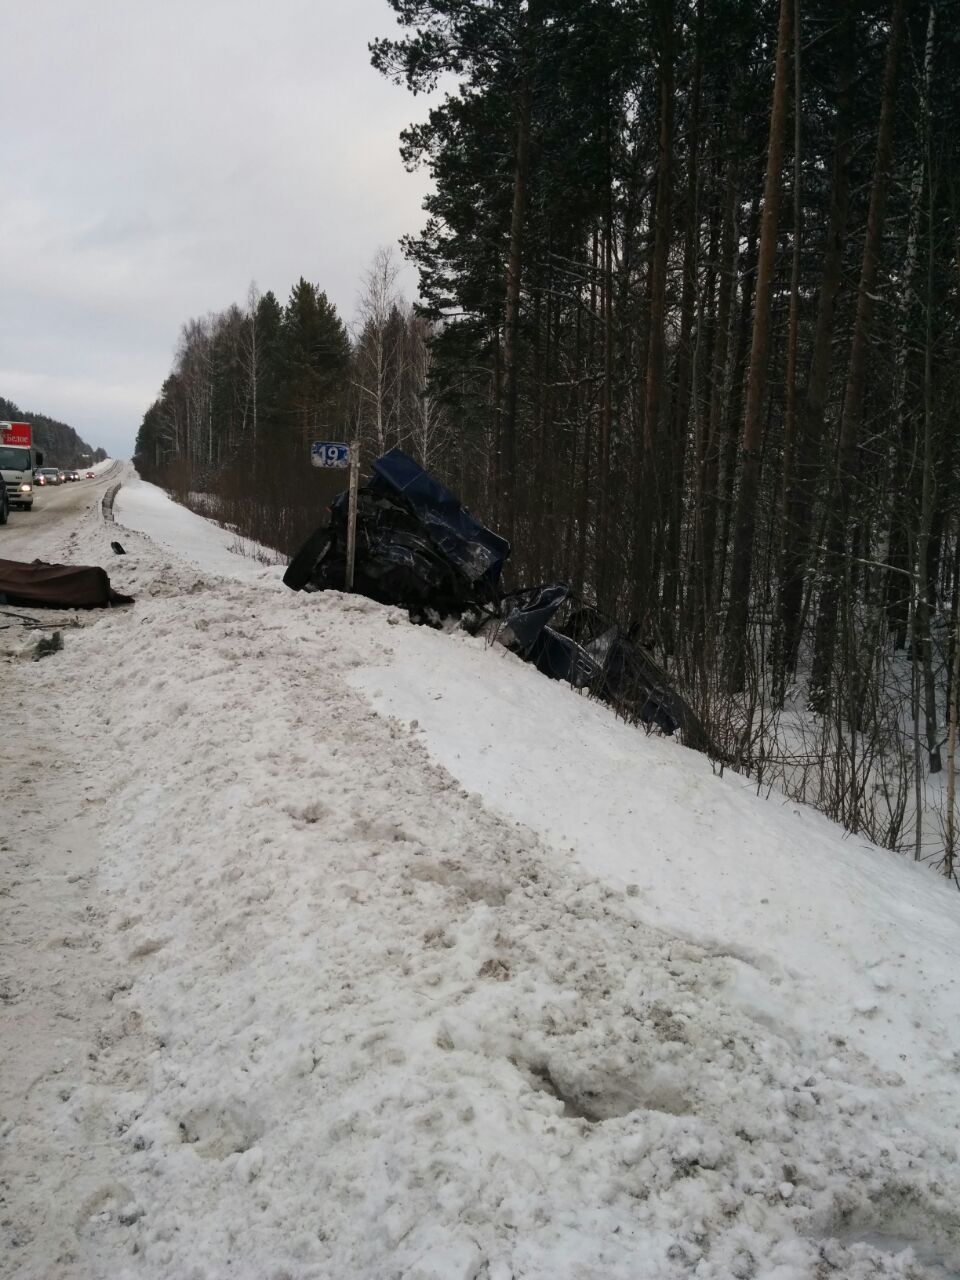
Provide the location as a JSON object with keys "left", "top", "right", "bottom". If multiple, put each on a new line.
{"left": 285, "top": 448, "right": 710, "bottom": 748}
{"left": 283, "top": 447, "right": 509, "bottom": 619}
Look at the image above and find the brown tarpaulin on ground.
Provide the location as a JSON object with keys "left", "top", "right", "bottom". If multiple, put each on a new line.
{"left": 0, "top": 558, "right": 134, "bottom": 608}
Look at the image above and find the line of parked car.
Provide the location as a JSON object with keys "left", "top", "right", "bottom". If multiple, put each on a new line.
{"left": 35, "top": 467, "right": 94, "bottom": 486}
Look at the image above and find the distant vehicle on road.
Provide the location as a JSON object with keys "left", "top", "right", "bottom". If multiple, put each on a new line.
{"left": 67, "top": 469, "right": 81, "bottom": 481}
{"left": 57, "top": 470, "right": 67, "bottom": 484}
{"left": 0, "top": 420, "right": 41, "bottom": 510}
{"left": 36, "top": 467, "right": 61, "bottom": 486}
{"left": 85, "top": 471, "right": 95, "bottom": 479}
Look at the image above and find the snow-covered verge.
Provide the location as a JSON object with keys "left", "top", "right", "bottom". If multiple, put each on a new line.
{"left": 2, "top": 465, "right": 960, "bottom": 1280}
{"left": 358, "top": 633, "right": 960, "bottom": 1078}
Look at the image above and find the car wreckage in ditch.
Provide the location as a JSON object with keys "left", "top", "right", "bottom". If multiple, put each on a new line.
{"left": 284, "top": 448, "right": 712, "bottom": 751}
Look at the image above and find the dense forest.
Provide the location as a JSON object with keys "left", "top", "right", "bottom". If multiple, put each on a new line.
{"left": 0, "top": 396, "right": 106, "bottom": 468}
{"left": 135, "top": 0, "right": 960, "bottom": 877}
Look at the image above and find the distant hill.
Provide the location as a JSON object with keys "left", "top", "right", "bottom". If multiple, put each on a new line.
{"left": 0, "top": 396, "right": 107, "bottom": 468}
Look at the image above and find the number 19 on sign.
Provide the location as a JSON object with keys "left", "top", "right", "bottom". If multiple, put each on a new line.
{"left": 311, "top": 441, "right": 350, "bottom": 468}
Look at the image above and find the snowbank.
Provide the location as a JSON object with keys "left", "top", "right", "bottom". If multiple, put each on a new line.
{"left": 3, "top": 472, "right": 959, "bottom": 1280}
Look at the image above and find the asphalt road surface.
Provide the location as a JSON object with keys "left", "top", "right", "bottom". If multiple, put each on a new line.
{"left": 1, "top": 462, "right": 122, "bottom": 560}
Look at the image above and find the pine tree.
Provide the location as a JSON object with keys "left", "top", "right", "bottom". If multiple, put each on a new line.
{"left": 278, "top": 279, "right": 352, "bottom": 448}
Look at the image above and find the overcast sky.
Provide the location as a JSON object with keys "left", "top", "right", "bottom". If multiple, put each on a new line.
{"left": 1, "top": 0, "right": 436, "bottom": 459}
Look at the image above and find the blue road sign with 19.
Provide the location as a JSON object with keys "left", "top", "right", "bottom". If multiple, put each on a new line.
{"left": 311, "top": 441, "right": 351, "bottom": 468}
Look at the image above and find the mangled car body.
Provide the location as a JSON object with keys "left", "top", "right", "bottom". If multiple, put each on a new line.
{"left": 285, "top": 448, "right": 710, "bottom": 750}
{"left": 284, "top": 448, "right": 509, "bottom": 620}
{"left": 482, "top": 586, "right": 692, "bottom": 740}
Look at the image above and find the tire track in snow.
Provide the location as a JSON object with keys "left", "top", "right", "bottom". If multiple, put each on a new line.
{"left": 0, "top": 674, "right": 153, "bottom": 1277}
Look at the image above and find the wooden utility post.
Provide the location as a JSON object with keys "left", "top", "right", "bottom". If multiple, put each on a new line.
{"left": 310, "top": 436, "right": 360, "bottom": 592}
{"left": 344, "top": 436, "right": 361, "bottom": 592}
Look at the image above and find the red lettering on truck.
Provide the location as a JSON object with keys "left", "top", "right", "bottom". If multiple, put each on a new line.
{"left": 0, "top": 422, "right": 32, "bottom": 448}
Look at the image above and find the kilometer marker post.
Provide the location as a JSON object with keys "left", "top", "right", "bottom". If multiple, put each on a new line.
{"left": 344, "top": 437, "right": 361, "bottom": 593}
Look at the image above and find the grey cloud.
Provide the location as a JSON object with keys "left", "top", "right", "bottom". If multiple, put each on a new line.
{"left": 2, "top": 0, "right": 433, "bottom": 460}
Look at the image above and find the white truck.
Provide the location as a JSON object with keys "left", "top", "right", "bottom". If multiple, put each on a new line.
{"left": 0, "top": 420, "right": 44, "bottom": 512}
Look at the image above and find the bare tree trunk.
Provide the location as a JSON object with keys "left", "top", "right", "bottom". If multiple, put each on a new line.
{"left": 573, "top": 240, "right": 594, "bottom": 598}
{"left": 354, "top": 248, "right": 404, "bottom": 458}
{"left": 583, "top": 227, "right": 600, "bottom": 599}
{"left": 692, "top": 132, "right": 739, "bottom": 655}
{"left": 723, "top": 0, "right": 793, "bottom": 691}
{"left": 884, "top": 70, "right": 931, "bottom": 655}
{"left": 779, "top": 4, "right": 854, "bottom": 678}
{"left": 663, "top": 0, "right": 703, "bottom": 654}
{"left": 406, "top": 313, "right": 449, "bottom": 473}
{"left": 501, "top": 75, "right": 533, "bottom": 544}
{"left": 774, "top": 0, "right": 802, "bottom": 700}
{"left": 916, "top": 2, "right": 940, "bottom": 773}
{"left": 566, "top": 289, "right": 585, "bottom": 591}
{"left": 491, "top": 326, "right": 503, "bottom": 514}
{"left": 811, "top": 0, "right": 907, "bottom": 706}
{"left": 715, "top": 196, "right": 760, "bottom": 615}
{"left": 635, "top": 0, "right": 674, "bottom": 635}
{"left": 946, "top": 582, "right": 960, "bottom": 880}
{"left": 244, "top": 281, "right": 261, "bottom": 452}
{"left": 598, "top": 187, "right": 614, "bottom": 609}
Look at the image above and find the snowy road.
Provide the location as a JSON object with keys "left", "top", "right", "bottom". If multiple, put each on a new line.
{"left": 1, "top": 461, "right": 122, "bottom": 558}
{"left": 2, "top": 468, "right": 960, "bottom": 1279}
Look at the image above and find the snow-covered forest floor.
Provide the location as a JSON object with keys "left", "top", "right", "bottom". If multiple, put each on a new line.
{"left": 2, "top": 465, "right": 960, "bottom": 1279}
{"left": 728, "top": 660, "right": 955, "bottom": 869}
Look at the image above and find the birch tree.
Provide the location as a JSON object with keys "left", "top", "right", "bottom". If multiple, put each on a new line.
{"left": 353, "top": 247, "right": 405, "bottom": 456}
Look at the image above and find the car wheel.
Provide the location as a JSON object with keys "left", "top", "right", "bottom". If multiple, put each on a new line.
{"left": 283, "top": 527, "right": 334, "bottom": 590}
